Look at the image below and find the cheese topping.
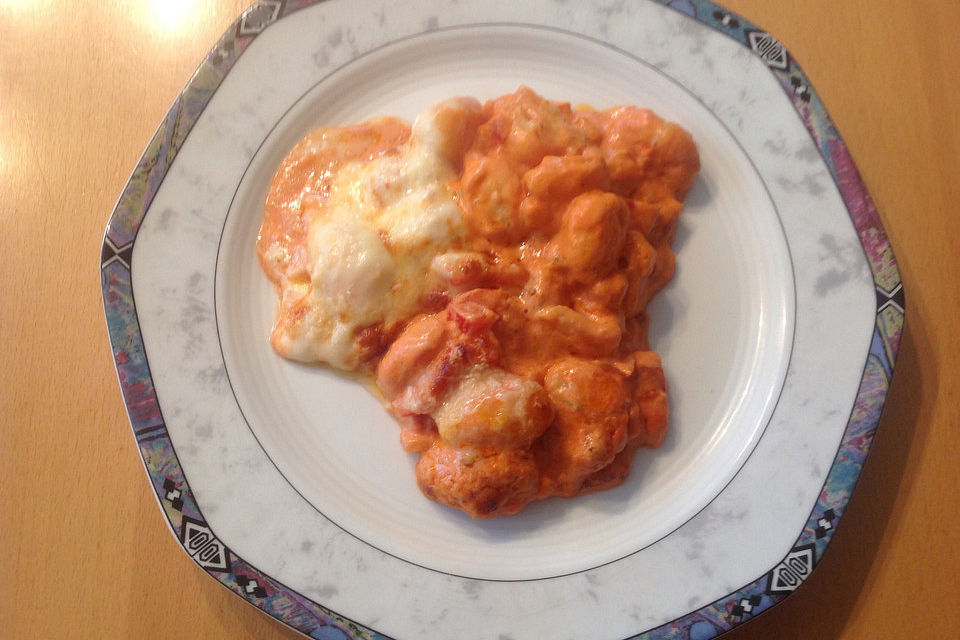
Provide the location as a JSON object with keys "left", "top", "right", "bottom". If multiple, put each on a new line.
{"left": 262, "top": 98, "right": 482, "bottom": 369}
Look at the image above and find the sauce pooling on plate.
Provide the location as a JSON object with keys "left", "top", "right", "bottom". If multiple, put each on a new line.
{"left": 258, "top": 87, "right": 700, "bottom": 518}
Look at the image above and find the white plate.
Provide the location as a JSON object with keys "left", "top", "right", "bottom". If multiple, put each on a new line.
{"left": 102, "top": 1, "right": 903, "bottom": 639}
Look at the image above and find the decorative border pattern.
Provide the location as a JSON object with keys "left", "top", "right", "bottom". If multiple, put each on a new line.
{"left": 100, "top": 1, "right": 903, "bottom": 638}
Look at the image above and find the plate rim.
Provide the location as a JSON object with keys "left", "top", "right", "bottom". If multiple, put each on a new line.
{"left": 100, "top": 0, "right": 904, "bottom": 638}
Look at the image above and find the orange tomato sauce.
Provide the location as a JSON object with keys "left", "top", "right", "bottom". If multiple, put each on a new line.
{"left": 259, "top": 88, "right": 700, "bottom": 518}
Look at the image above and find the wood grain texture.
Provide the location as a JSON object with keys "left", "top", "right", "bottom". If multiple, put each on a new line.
{"left": 2, "top": 1, "right": 957, "bottom": 638}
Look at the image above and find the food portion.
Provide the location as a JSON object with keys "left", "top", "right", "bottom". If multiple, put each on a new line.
{"left": 258, "top": 87, "right": 700, "bottom": 518}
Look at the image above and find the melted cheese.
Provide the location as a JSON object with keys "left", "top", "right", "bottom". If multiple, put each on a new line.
{"left": 274, "top": 99, "right": 481, "bottom": 369}
{"left": 432, "top": 365, "right": 551, "bottom": 450}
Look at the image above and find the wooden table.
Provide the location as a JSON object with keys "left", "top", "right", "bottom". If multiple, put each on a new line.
{"left": 3, "top": 1, "right": 958, "bottom": 638}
